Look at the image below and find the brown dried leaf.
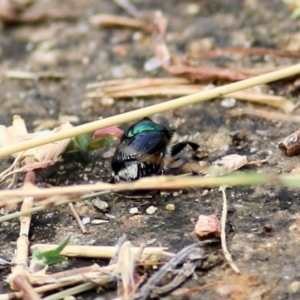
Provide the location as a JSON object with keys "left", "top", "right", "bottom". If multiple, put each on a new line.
{"left": 163, "top": 63, "right": 249, "bottom": 82}
{"left": 33, "top": 122, "right": 73, "bottom": 161}
{"left": 116, "top": 241, "right": 142, "bottom": 299}
{"left": 209, "top": 154, "right": 248, "bottom": 176}
{"left": 278, "top": 128, "right": 300, "bottom": 156}
{"left": 0, "top": 115, "right": 72, "bottom": 161}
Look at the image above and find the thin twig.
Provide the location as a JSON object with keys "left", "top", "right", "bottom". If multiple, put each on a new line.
{"left": 0, "top": 172, "right": 289, "bottom": 209}
{"left": 10, "top": 167, "right": 40, "bottom": 299}
{"left": 68, "top": 203, "right": 87, "bottom": 234}
{"left": 0, "top": 63, "right": 300, "bottom": 158}
{"left": 228, "top": 107, "right": 300, "bottom": 122}
{"left": 133, "top": 240, "right": 218, "bottom": 300}
{"left": 30, "top": 244, "right": 173, "bottom": 260}
{"left": 153, "top": 261, "right": 198, "bottom": 295}
{"left": 0, "top": 191, "right": 110, "bottom": 223}
{"left": 220, "top": 187, "right": 240, "bottom": 273}
{"left": 113, "top": 0, "right": 142, "bottom": 18}
{"left": 109, "top": 234, "right": 128, "bottom": 265}
{"left": 41, "top": 282, "right": 97, "bottom": 300}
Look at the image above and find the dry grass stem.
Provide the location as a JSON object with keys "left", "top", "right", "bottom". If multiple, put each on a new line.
{"left": 90, "top": 14, "right": 145, "bottom": 28}
{"left": 87, "top": 78, "right": 295, "bottom": 112}
{"left": 113, "top": 0, "right": 142, "bottom": 18}
{"left": 0, "top": 63, "right": 299, "bottom": 159}
{"left": 220, "top": 187, "right": 240, "bottom": 274}
{"left": 0, "top": 173, "right": 286, "bottom": 209}
{"left": 191, "top": 46, "right": 300, "bottom": 59}
{"left": 41, "top": 282, "right": 98, "bottom": 300}
{"left": 68, "top": 203, "right": 88, "bottom": 234}
{"left": 5, "top": 70, "right": 66, "bottom": 80}
{"left": 9, "top": 195, "right": 37, "bottom": 297}
{"left": 115, "top": 241, "right": 143, "bottom": 298}
{"left": 0, "top": 242, "right": 172, "bottom": 299}
{"left": 86, "top": 77, "right": 190, "bottom": 89}
{"left": 30, "top": 244, "right": 173, "bottom": 260}
{"left": 0, "top": 191, "right": 110, "bottom": 223}
{"left": 228, "top": 107, "right": 300, "bottom": 122}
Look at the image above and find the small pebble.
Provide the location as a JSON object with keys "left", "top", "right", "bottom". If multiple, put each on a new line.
{"left": 91, "top": 219, "right": 109, "bottom": 225}
{"left": 221, "top": 98, "right": 236, "bottom": 108}
{"left": 146, "top": 206, "right": 158, "bottom": 215}
{"left": 201, "top": 189, "right": 209, "bottom": 196}
{"left": 81, "top": 217, "right": 91, "bottom": 225}
{"left": 63, "top": 296, "right": 76, "bottom": 300}
{"left": 129, "top": 207, "right": 139, "bottom": 214}
{"left": 92, "top": 198, "right": 109, "bottom": 211}
{"left": 144, "top": 56, "right": 161, "bottom": 72}
{"left": 101, "top": 97, "right": 115, "bottom": 106}
{"left": 289, "top": 281, "right": 300, "bottom": 293}
{"left": 250, "top": 147, "right": 258, "bottom": 153}
{"left": 185, "top": 3, "right": 200, "bottom": 15}
{"left": 166, "top": 204, "right": 175, "bottom": 211}
{"left": 105, "top": 213, "right": 116, "bottom": 219}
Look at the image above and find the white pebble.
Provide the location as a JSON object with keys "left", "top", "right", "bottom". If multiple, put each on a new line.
{"left": 221, "top": 97, "right": 236, "bottom": 108}
{"left": 81, "top": 217, "right": 91, "bottom": 225}
{"left": 146, "top": 206, "right": 158, "bottom": 215}
{"left": 166, "top": 204, "right": 175, "bottom": 211}
{"left": 129, "top": 207, "right": 139, "bottom": 214}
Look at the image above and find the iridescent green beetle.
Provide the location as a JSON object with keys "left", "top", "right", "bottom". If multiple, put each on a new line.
{"left": 111, "top": 118, "right": 199, "bottom": 182}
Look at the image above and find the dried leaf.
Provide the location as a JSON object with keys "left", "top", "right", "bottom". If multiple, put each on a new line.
{"left": 278, "top": 128, "right": 300, "bottom": 156}
{"left": 116, "top": 241, "right": 142, "bottom": 299}
{"left": 33, "top": 122, "right": 73, "bottom": 161}
{"left": 0, "top": 115, "right": 73, "bottom": 161}
{"left": 209, "top": 154, "right": 248, "bottom": 176}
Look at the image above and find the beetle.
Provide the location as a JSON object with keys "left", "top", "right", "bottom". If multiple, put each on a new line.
{"left": 111, "top": 118, "right": 199, "bottom": 183}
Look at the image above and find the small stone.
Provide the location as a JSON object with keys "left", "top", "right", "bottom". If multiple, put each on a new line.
{"left": 195, "top": 215, "right": 221, "bottom": 240}
{"left": 129, "top": 207, "right": 139, "bottom": 214}
{"left": 91, "top": 219, "right": 109, "bottom": 225}
{"left": 146, "top": 206, "right": 158, "bottom": 215}
{"left": 63, "top": 296, "right": 76, "bottom": 300}
{"left": 289, "top": 281, "right": 300, "bottom": 293}
{"left": 105, "top": 213, "right": 116, "bottom": 219}
{"left": 185, "top": 3, "right": 200, "bottom": 15}
{"left": 250, "top": 147, "right": 258, "bottom": 153}
{"left": 166, "top": 204, "right": 175, "bottom": 211}
{"left": 101, "top": 97, "right": 115, "bottom": 106}
{"left": 130, "top": 215, "right": 144, "bottom": 221}
{"left": 221, "top": 98, "right": 236, "bottom": 108}
{"left": 81, "top": 217, "right": 91, "bottom": 225}
{"left": 144, "top": 56, "right": 161, "bottom": 72}
{"left": 92, "top": 198, "right": 109, "bottom": 211}
{"left": 201, "top": 190, "right": 209, "bottom": 196}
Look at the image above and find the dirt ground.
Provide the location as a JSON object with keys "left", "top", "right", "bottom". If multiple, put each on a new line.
{"left": 1, "top": 0, "right": 300, "bottom": 299}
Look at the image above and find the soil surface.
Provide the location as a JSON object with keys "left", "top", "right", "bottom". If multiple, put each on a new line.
{"left": 1, "top": 0, "right": 300, "bottom": 299}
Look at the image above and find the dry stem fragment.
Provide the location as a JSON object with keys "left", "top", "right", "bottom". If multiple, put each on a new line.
{"left": 68, "top": 203, "right": 88, "bottom": 234}
{"left": 220, "top": 187, "right": 240, "bottom": 273}
{"left": 90, "top": 14, "right": 145, "bottom": 29}
{"left": 86, "top": 78, "right": 295, "bottom": 113}
{"left": 30, "top": 244, "right": 172, "bottom": 260}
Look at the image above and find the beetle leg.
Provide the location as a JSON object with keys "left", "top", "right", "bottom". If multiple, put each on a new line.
{"left": 170, "top": 141, "right": 199, "bottom": 157}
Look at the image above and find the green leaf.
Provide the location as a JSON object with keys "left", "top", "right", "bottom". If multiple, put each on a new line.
{"left": 32, "top": 235, "right": 71, "bottom": 266}
{"left": 67, "top": 134, "right": 92, "bottom": 151}
{"left": 87, "top": 135, "right": 115, "bottom": 150}
{"left": 292, "top": 7, "right": 300, "bottom": 18}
